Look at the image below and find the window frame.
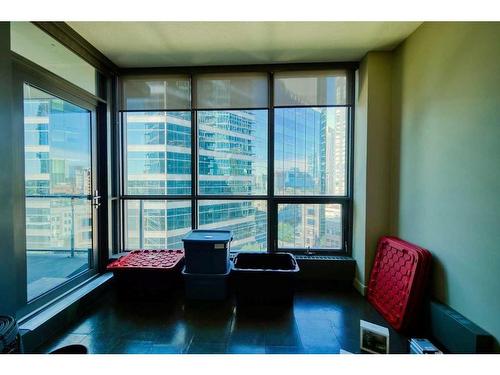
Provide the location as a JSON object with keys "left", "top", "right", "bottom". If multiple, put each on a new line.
{"left": 12, "top": 52, "right": 105, "bottom": 318}
{"left": 118, "top": 63, "right": 355, "bottom": 256}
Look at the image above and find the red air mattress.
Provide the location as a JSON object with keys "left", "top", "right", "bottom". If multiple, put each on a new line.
{"left": 367, "top": 236, "right": 431, "bottom": 331}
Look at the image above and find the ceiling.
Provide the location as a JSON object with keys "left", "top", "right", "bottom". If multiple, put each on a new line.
{"left": 68, "top": 22, "right": 422, "bottom": 68}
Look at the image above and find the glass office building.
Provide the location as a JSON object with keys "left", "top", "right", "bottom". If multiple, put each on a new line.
{"left": 124, "top": 109, "right": 269, "bottom": 251}
{"left": 23, "top": 85, "right": 93, "bottom": 299}
{"left": 274, "top": 74, "right": 347, "bottom": 251}
{"left": 123, "top": 75, "right": 346, "bottom": 251}
{"left": 25, "top": 75, "right": 346, "bottom": 254}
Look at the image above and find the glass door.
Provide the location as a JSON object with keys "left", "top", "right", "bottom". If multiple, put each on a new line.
{"left": 23, "top": 83, "right": 98, "bottom": 301}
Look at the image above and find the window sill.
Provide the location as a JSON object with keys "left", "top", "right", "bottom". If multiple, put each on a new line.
{"left": 111, "top": 251, "right": 353, "bottom": 261}
{"left": 294, "top": 254, "right": 353, "bottom": 261}
{"left": 19, "top": 273, "right": 113, "bottom": 352}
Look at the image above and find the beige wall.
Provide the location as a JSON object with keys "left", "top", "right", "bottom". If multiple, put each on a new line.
{"left": 353, "top": 22, "right": 500, "bottom": 349}
{"left": 353, "top": 62, "right": 368, "bottom": 291}
{"left": 353, "top": 52, "right": 393, "bottom": 291}
{"left": 390, "top": 22, "right": 500, "bottom": 349}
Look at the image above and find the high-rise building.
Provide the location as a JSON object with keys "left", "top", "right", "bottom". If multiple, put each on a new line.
{"left": 26, "top": 75, "right": 345, "bottom": 254}
{"left": 125, "top": 109, "right": 267, "bottom": 251}
{"left": 275, "top": 75, "right": 346, "bottom": 250}
{"left": 24, "top": 93, "right": 92, "bottom": 253}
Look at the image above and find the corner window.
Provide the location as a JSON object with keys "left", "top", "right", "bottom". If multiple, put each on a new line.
{"left": 119, "top": 69, "right": 352, "bottom": 254}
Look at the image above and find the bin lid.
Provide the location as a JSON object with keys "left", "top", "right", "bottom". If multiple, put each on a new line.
{"left": 182, "top": 229, "right": 233, "bottom": 243}
{"left": 0, "top": 316, "right": 18, "bottom": 352}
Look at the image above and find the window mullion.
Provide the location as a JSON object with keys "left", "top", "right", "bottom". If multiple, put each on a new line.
{"left": 268, "top": 71, "right": 275, "bottom": 253}
{"left": 191, "top": 73, "right": 198, "bottom": 230}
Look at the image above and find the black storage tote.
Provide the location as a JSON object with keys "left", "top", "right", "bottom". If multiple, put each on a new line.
{"left": 232, "top": 252, "right": 300, "bottom": 306}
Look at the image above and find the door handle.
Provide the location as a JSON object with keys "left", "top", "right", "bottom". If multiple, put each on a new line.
{"left": 92, "top": 190, "right": 101, "bottom": 208}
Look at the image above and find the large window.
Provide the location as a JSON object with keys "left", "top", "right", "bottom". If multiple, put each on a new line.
{"left": 24, "top": 84, "right": 94, "bottom": 300}
{"left": 119, "top": 68, "right": 352, "bottom": 253}
{"left": 272, "top": 70, "right": 350, "bottom": 251}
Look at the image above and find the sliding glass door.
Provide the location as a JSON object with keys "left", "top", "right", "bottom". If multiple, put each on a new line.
{"left": 23, "top": 84, "right": 98, "bottom": 301}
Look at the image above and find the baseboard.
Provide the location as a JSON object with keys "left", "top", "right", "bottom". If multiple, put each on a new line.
{"left": 353, "top": 278, "right": 367, "bottom": 296}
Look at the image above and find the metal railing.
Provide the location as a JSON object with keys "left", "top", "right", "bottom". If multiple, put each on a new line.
{"left": 25, "top": 194, "right": 92, "bottom": 257}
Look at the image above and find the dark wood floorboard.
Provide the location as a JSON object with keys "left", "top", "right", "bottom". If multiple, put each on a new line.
{"left": 36, "top": 287, "right": 409, "bottom": 354}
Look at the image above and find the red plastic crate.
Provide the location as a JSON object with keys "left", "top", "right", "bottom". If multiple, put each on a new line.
{"left": 107, "top": 249, "right": 184, "bottom": 271}
{"left": 367, "top": 236, "right": 431, "bottom": 331}
{"left": 107, "top": 250, "right": 185, "bottom": 298}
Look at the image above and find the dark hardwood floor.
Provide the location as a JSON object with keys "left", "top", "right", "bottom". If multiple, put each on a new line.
{"left": 36, "top": 287, "right": 409, "bottom": 354}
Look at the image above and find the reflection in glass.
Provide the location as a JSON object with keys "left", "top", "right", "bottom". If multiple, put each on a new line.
{"left": 124, "top": 111, "right": 192, "bottom": 195}
{"left": 278, "top": 204, "right": 342, "bottom": 249}
{"left": 125, "top": 200, "right": 192, "bottom": 250}
{"left": 24, "top": 86, "right": 91, "bottom": 196}
{"left": 274, "top": 107, "right": 347, "bottom": 196}
{"left": 24, "top": 85, "right": 92, "bottom": 300}
{"left": 26, "top": 198, "right": 92, "bottom": 300}
{"left": 198, "top": 200, "right": 267, "bottom": 251}
{"left": 198, "top": 110, "right": 268, "bottom": 195}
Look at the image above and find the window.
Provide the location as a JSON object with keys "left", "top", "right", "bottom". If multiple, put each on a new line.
{"left": 274, "top": 107, "right": 347, "bottom": 196}
{"left": 278, "top": 203, "right": 342, "bottom": 250}
{"left": 124, "top": 200, "right": 191, "bottom": 250}
{"left": 120, "top": 68, "right": 352, "bottom": 254}
{"left": 24, "top": 84, "right": 94, "bottom": 300}
{"left": 273, "top": 70, "right": 350, "bottom": 252}
{"left": 124, "top": 111, "right": 191, "bottom": 195}
{"left": 198, "top": 200, "right": 267, "bottom": 251}
{"left": 197, "top": 110, "right": 268, "bottom": 195}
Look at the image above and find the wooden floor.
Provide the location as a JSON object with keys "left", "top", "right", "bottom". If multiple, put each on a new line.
{"left": 35, "top": 286, "right": 409, "bottom": 354}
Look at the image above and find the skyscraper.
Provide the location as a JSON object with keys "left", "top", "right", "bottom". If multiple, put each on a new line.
{"left": 24, "top": 89, "right": 92, "bottom": 253}
{"left": 124, "top": 73, "right": 346, "bottom": 252}
{"left": 23, "top": 85, "right": 93, "bottom": 299}
{"left": 275, "top": 75, "right": 346, "bottom": 250}
{"left": 125, "top": 109, "right": 268, "bottom": 251}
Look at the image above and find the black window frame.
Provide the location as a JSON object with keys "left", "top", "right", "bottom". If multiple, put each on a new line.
{"left": 1, "top": 21, "right": 117, "bottom": 320}
{"left": 11, "top": 51, "right": 108, "bottom": 318}
{"left": 117, "top": 63, "right": 356, "bottom": 256}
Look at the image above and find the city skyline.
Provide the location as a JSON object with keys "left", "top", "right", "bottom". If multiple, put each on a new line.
{"left": 24, "top": 74, "right": 348, "bottom": 258}
{"left": 124, "top": 75, "right": 346, "bottom": 251}
{"left": 23, "top": 84, "right": 93, "bottom": 300}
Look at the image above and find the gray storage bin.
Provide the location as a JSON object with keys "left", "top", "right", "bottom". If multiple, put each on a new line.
{"left": 182, "top": 230, "right": 232, "bottom": 274}
{"left": 182, "top": 263, "right": 232, "bottom": 301}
